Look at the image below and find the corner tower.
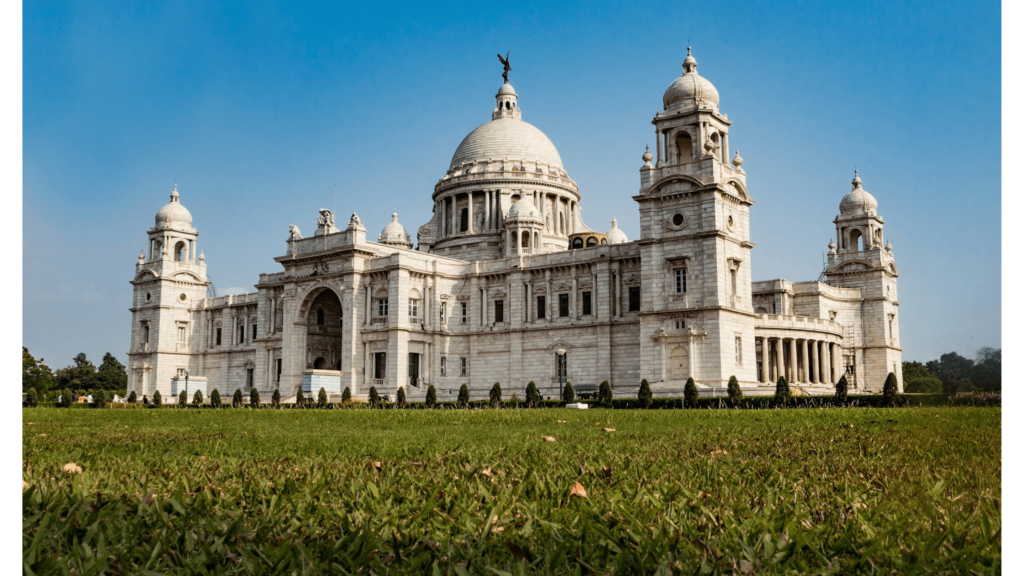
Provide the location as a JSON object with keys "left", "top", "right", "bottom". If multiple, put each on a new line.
{"left": 633, "top": 48, "right": 758, "bottom": 390}
{"left": 825, "top": 172, "right": 902, "bottom": 391}
{"left": 127, "top": 185, "right": 209, "bottom": 398}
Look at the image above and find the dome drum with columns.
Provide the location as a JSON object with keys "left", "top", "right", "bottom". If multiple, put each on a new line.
{"left": 126, "top": 50, "right": 904, "bottom": 406}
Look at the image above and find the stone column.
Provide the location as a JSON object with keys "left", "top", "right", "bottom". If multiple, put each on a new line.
{"left": 759, "top": 339, "right": 768, "bottom": 383}
{"left": 571, "top": 268, "right": 578, "bottom": 319}
{"left": 485, "top": 191, "right": 491, "bottom": 232}
{"left": 788, "top": 338, "right": 797, "bottom": 383}
{"left": 545, "top": 269, "right": 552, "bottom": 322}
{"left": 592, "top": 270, "right": 599, "bottom": 320}
{"left": 614, "top": 270, "right": 621, "bottom": 317}
{"left": 810, "top": 340, "right": 819, "bottom": 383}
{"left": 822, "top": 342, "right": 832, "bottom": 385}
{"left": 656, "top": 130, "right": 663, "bottom": 165}
{"left": 774, "top": 338, "right": 784, "bottom": 383}
{"left": 467, "top": 192, "right": 474, "bottom": 234}
{"left": 798, "top": 336, "right": 806, "bottom": 381}
{"left": 832, "top": 343, "right": 843, "bottom": 384}
{"left": 526, "top": 283, "right": 532, "bottom": 323}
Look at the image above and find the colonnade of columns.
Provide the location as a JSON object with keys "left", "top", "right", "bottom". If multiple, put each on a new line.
{"left": 755, "top": 336, "right": 844, "bottom": 386}
{"left": 436, "top": 190, "right": 579, "bottom": 240}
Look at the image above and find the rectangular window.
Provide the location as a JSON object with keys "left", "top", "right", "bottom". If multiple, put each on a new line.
{"left": 246, "top": 368, "right": 254, "bottom": 388}
{"left": 460, "top": 302, "right": 467, "bottom": 324}
{"left": 251, "top": 324, "right": 257, "bottom": 339}
{"left": 735, "top": 337, "right": 742, "bottom": 364}
{"left": 494, "top": 300, "right": 504, "bottom": 323}
{"left": 177, "top": 326, "right": 186, "bottom": 344}
{"left": 377, "top": 299, "right": 389, "bottom": 317}
{"left": 409, "top": 298, "right": 419, "bottom": 319}
{"left": 276, "top": 359, "right": 282, "bottom": 383}
{"left": 628, "top": 286, "right": 641, "bottom": 312}
{"left": 675, "top": 268, "right": 687, "bottom": 293}
{"left": 143, "top": 324, "right": 150, "bottom": 343}
{"left": 582, "top": 291, "right": 592, "bottom": 316}
{"left": 216, "top": 328, "right": 222, "bottom": 345}
{"left": 238, "top": 325, "right": 245, "bottom": 344}
{"left": 177, "top": 368, "right": 186, "bottom": 378}
{"left": 537, "top": 296, "right": 546, "bottom": 319}
{"left": 460, "top": 357, "right": 467, "bottom": 376}
{"left": 374, "top": 353, "right": 387, "bottom": 379}
{"left": 440, "top": 356, "right": 447, "bottom": 376}
{"left": 559, "top": 294, "right": 569, "bottom": 317}
{"left": 731, "top": 269, "right": 738, "bottom": 296}
{"left": 440, "top": 302, "right": 447, "bottom": 323}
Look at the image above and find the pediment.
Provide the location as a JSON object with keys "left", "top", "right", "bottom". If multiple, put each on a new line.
{"left": 623, "top": 275, "right": 642, "bottom": 286}
{"left": 490, "top": 290, "right": 507, "bottom": 299}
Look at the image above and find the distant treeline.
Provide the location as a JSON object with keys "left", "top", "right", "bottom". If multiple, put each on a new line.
{"left": 22, "top": 348, "right": 127, "bottom": 400}
{"left": 903, "top": 347, "right": 1000, "bottom": 395}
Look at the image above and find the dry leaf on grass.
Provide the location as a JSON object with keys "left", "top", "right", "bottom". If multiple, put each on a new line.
{"left": 22, "top": 480, "right": 29, "bottom": 490}
{"left": 556, "top": 420, "right": 567, "bottom": 424}
{"left": 602, "top": 428, "right": 616, "bottom": 432}
{"left": 25, "top": 422, "right": 35, "bottom": 426}
{"left": 38, "top": 434, "right": 47, "bottom": 438}
{"left": 542, "top": 436, "right": 556, "bottom": 442}
{"left": 481, "top": 467, "right": 495, "bottom": 479}
{"left": 62, "top": 462, "right": 82, "bottom": 475}
{"left": 709, "top": 449, "right": 728, "bottom": 457}
{"left": 371, "top": 461, "right": 382, "bottom": 471}
{"left": 570, "top": 482, "right": 587, "bottom": 498}
{"left": 602, "top": 466, "right": 612, "bottom": 479}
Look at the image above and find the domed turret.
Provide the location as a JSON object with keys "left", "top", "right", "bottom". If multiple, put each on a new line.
{"left": 378, "top": 212, "right": 413, "bottom": 249}
{"left": 155, "top": 185, "right": 193, "bottom": 230}
{"left": 839, "top": 171, "right": 879, "bottom": 215}
{"left": 605, "top": 217, "right": 629, "bottom": 244}
{"left": 507, "top": 197, "right": 541, "bottom": 221}
{"left": 662, "top": 47, "right": 720, "bottom": 113}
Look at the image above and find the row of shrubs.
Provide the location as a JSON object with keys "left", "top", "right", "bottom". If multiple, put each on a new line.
{"left": 27, "top": 372, "right": 1000, "bottom": 410}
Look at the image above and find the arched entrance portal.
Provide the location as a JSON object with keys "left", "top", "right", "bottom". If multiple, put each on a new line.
{"left": 306, "top": 289, "right": 343, "bottom": 370}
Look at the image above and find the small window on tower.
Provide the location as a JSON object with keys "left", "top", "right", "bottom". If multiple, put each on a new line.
{"left": 735, "top": 337, "right": 743, "bottom": 365}
{"left": 628, "top": 287, "right": 641, "bottom": 312}
{"left": 559, "top": 294, "right": 569, "bottom": 317}
{"left": 440, "top": 356, "right": 447, "bottom": 376}
{"left": 674, "top": 268, "right": 687, "bottom": 294}
{"left": 177, "top": 326, "right": 186, "bottom": 344}
{"left": 238, "top": 325, "right": 245, "bottom": 344}
{"left": 216, "top": 328, "right": 222, "bottom": 345}
{"left": 440, "top": 302, "right": 447, "bottom": 323}
{"left": 494, "top": 300, "right": 504, "bottom": 323}
{"left": 143, "top": 324, "right": 149, "bottom": 343}
{"left": 460, "top": 357, "right": 467, "bottom": 376}
{"left": 460, "top": 302, "right": 467, "bottom": 324}
{"left": 582, "top": 291, "right": 592, "bottom": 316}
{"left": 537, "top": 295, "right": 546, "bottom": 319}
{"left": 276, "top": 359, "right": 282, "bottom": 383}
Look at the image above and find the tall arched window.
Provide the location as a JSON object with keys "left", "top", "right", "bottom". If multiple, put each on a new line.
{"left": 317, "top": 308, "right": 324, "bottom": 326}
{"left": 174, "top": 241, "right": 187, "bottom": 262}
{"left": 675, "top": 131, "right": 693, "bottom": 164}
{"left": 460, "top": 208, "right": 469, "bottom": 232}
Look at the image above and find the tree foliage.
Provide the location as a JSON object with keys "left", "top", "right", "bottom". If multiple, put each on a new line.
{"left": 210, "top": 389, "right": 221, "bottom": 408}
{"left": 683, "top": 377, "right": 698, "bottom": 408}
{"left": 342, "top": 387, "right": 352, "bottom": 403}
{"left": 152, "top": 390, "right": 162, "bottom": 407}
{"left": 23, "top": 347, "right": 55, "bottom": 396}
{"left": 193, "top": 390, "right": 203, "bottom": 406}
{"left": 727, "top": 376, "right": 742, "bottom": 407}
{"left": 368, "top": 387, "right": 381, "bottom": 408}
{"left": 562, "top": 382, "right": 575, "bottom": 404}
{"left": 637, "top": 379, "right": 652, "bottom": 409}
{"left": 525, "top": 382, "right": 540, "bottom": 408}
{"left": 835, "top": 375, "right": 849, "bottom": 404}
{"left": 775, "top": 376, "right": 790, "bottom": 405}
{"left": 489, "top": 383, "right": 502, "bottom": 407}
{"left": 250, "top": 389, "right": 260, "bottom": 408}
{"left": 882, "top": 372, "right": 899, "bottom": 406}
{"left": 178, "top": 390, "right": 188, "bottom": 407}
{"left": 425, "top": 385, "right": 437, "bottom": 407}
{"left": 61, "top": 388, "right": 73, "bottom": 408}
{"left": 318, "top": 387, "right": 329, "bottom": 408}
{"left": 396, "top": 387, "right": 406, "bottom": 408}
{"left": 232, "top": 389, "right": 243, "bottom": 408}
{"left": 25, "top": 388, "right": 39, "bottom": 407}
{"left": 598, "top": 381, "right": 613, "bottom": 408}
{"left": 457, "top": 384, "right": 469, "bottom": 407}
{"left": 272, "top": 389, "right": 281, "bottom": 408}
{"left": 53, "top": 351, "right": 128, "bottom": 395}
{"left": 127, "top": 390, "right": 137, "bottom": 404}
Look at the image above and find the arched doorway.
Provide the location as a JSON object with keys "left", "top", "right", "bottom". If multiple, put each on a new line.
{"left": 306, "top": 289, "right": 343, "bottom": 371}
{"left": 670, "top": 345, "right": 688, "bottom": 381}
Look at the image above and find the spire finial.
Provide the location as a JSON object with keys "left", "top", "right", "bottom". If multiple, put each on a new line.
{"left": 170, "top": 183, "right": 179, "bottom": 202}
{"left": 852, "top": 169, "right": 862, "bottom": 189}
{"left": 392, "top": 211, "right": 399, "bottom": 222}
{"left": 611, "top": 217, "right": 618, "bottom": 228}
{"left": 682, "top": 46, "right": 698, "bottom": 74}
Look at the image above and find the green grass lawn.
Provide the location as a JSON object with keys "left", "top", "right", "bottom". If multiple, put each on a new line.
{"left": 23, "top": 406, "right": 1000, "bottom": 574}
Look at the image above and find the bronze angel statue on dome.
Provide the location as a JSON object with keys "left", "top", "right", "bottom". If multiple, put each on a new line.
{"left": 497, "top": 51, "right": 511, "bottom": 82}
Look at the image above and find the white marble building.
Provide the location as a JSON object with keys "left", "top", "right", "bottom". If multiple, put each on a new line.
{"left": 127, "top": 50, "right": 902, "bottom": 402}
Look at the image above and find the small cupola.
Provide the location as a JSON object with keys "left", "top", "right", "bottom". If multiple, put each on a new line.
{"left": 493, "top": 81, "right": 522, "bottom": 120}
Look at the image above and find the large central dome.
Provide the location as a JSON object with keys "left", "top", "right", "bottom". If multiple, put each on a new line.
{"left": 448, "top": 81, "right": 564, "bottom": 170}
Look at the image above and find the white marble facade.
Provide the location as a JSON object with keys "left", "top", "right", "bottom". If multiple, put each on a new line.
{"left": 127, "top": 50, "right": 902, "bottom": 402}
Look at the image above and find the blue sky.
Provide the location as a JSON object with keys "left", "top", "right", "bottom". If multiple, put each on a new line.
{"left": 23, "top": 0, "right": 1000, "bottom": 368}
